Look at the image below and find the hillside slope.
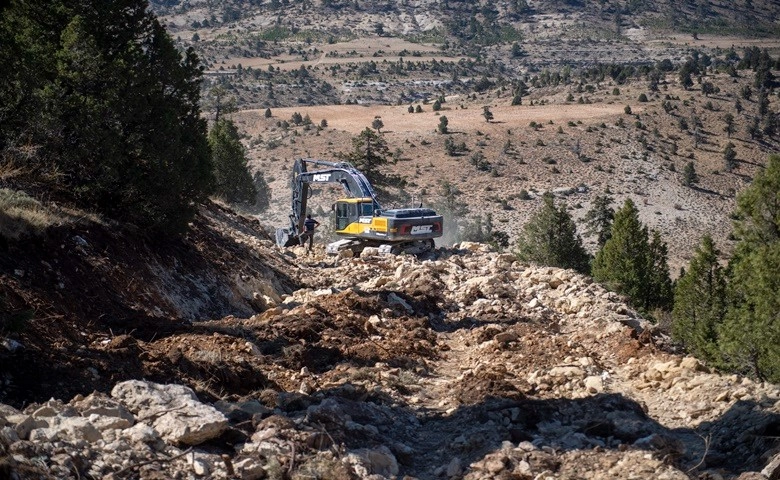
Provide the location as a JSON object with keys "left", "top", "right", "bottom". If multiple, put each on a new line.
{"left": 0, "top": 201, "right": 297, "bottom": 405}
{"left": 1, "top": 210, "right": 779, "bottom": 479}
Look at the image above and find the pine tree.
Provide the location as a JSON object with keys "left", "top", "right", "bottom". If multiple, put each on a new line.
{"left": 438, "top": 116, "right": 449, "bottom": 134}
{"left": 682, "top": 161, "right": 698, "bottom": 187}
{"left": 208, "top": 119, "right": 256, "bottom": 205}
{"left": 646, "top": 230, "right": 673, "bottom": 311}
{"left": 515, "top": 193, "right": 590, "bottom": 274}
{"left": 723, "top": 142, "right": 737, "bottom": 172}
{"left": 482, "top": 106, "right": 494, "bottom": 123}
{"left": 719, "top": 154, "right": 780, "bottom": 381}
{"left": 592, "top": 199, "right": 672, "bottom": 312}
{"left": 1, "top": 0, "right": 214, "bottom": 234}
{"left": 583, "top": 194, "right": 615, "bottom": 247}
{"left": 340, "top": 128, "right": 392, "bottom": 188}
{"left": 672, "top": 235, "right": 726, "bottom": 363}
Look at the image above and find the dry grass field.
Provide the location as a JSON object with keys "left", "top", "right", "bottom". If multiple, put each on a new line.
{"left": 231, "top": 71, "right": 773, "bottom": 274}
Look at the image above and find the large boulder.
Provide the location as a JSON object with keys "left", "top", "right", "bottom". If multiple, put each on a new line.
{"left": 111, "top": 380, "right": 227, "bottom": 446}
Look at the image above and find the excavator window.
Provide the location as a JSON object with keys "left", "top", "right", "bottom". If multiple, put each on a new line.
{"left": 335, "top": 201, "right": 360, "bottom": 230}
{"left": 361, "top": 202, "right": 374, "bottom": 216}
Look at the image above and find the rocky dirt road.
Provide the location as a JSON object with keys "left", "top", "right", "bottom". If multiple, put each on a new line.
{"left": 2, "top": 237, "right": 779, "bottom": 479}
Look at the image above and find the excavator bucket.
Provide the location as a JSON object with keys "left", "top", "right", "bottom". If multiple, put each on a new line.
{"left": 275, "top": 228, "right": 300, "bottom": 248}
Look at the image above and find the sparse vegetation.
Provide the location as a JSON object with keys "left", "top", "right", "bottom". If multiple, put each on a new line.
{"left": 515, "top": 192, "right": 590, "bottom": 274}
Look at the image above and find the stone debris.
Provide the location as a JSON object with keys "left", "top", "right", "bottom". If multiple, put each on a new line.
{"left": 1, "top": 245, "right": 778, "bottom": 479}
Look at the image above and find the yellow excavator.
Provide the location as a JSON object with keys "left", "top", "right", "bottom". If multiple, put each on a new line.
{"left": 275, "top": 159, "right": 443, "bottom": 254}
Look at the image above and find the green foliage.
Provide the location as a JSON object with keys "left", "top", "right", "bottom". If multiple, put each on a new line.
{"left": 206, "top": 85, "right": 237, "bottom": 122}
{"left": 469, "top": 151, "right": 491, "bottom": 172}
{"left": 339, "top": 128, "right": 395, "bottom": 189}
{"left": 592, "top": 199, "right": 673, "bottom": 312}
{"left": 701, "top": 81, "right": 716, "bottom": 97}
{"left": 723, "top": 142, "right": 737, "bottom": 172}
{"left": 371, "top": 117, "right": 384, "bottom": 133}
{"left": 437, "top": 116, "right": 449, "bottom": 134}
{"left": 515, "top": 193, "right": 590, "bottom": 274}
{"left": 208, "top": 119, "right": 256, "bottom": 205}
{"left": 679, "top": 64, "right": 694, "bottom": 90}
{"left": 482, "top": 106, "right": 494, "bottom": 123}
{"left": 672, "top": 236, "right": 726, "bottom": 363}
{"left": 638, "top": 93, "right": 648, "bottom": 102}
{"left": 251, "top": 171, "right": 271, "bottom": 212}
{"left": 0, "top": 0, "right": 214, "bottom": 234}
{"left": 462, "top": 213, "right": 509, "bottom": 250}
{"left": 722, "top": 113, "right": 735, "bottom": 138}
{"left": 432, "top": 99, "right": 441, "bottom": 111}
{"left": 720, "top": 155, "right": 780, "bottom": 381}
{"left": 682, "top": 161, "right": 698, "bottom": 187}
{"left": 721, "top": 243, "right": 780, "bottom": 382}
{"left": 584, "top": 195, "right": 615, "bottom": 248}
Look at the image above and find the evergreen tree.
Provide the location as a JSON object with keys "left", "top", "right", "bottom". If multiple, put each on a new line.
{"left": 682, "top": 161, "right": 698, "bottom": 187}
{"left": 723, "top": 142, "right": 737, "bottom": 172}
{"left": 251, "top": 171, "right": 271, "bottom": 212}
{"left": 371, "top": 117, "right": 384, "bottom": 133}
{"left": 515, "top": 193, "right": 590, "bottom": 274}
{"left": 1, "top": 0, "right": 214, "bottom": 234}
{"left": 583, "top": 194, "right": 615, "bottom": 247}
{"left": 482, "top": 106, "right": 494, "bottom": 123}
{"left": 207, "top": 85, "right": 237, "bottom": 122}
{"left": 722, "top": 113, "right": 735, "bottom": 138}
{"left": 340, "top": 128, "right": 393, "bottom": 188}
{"left": 672, "top": 235, "right": 726, "bottom": 363}
{"left": 719, "top": 155, "right": 780, "bottom": 381}
{"left": 646, "top": 230, "right": 673, "bottom": 311}
{"left": 592, "top": 199, "right": 673, "bottom": 312}
{"left": 438, "top": 116, "right": 449, "bottom": 134}
{"left": 208, "top": 119, "right": 256, "bottom": 205}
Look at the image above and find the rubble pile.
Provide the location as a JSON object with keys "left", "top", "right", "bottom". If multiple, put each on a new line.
{"left": 2, "top": 243, "right": 779, "bottom": 479}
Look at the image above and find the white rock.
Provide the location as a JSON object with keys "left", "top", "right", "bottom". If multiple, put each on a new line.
{"left": 125, "top": 423, "right": 160, "bottom": 444}
{"left": 549, "top": 366, "right": 585, "bottom": 378}
{"left": 234, "top": 457, "right": 266, "bottom": 480}
{"left": 584, "top": 376, "right": 604, "bottom": 393}
{"left": 191, "top": 458, "right": 210, "bottom": 476}
{"left": 387, "top": 292, "right": 413, "bottom": 313}
{"left": 111, "top": 380, "right": 228, "bottom": 446}
{"left": 346, "top": 446, "right": 399, "bottom": 477}
{"left": 49, "top": 416, "right": 102, "bottom": 443}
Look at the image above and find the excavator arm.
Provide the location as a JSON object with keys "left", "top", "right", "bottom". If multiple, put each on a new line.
{"left": 276, "top": 159, "right": 381, "bottom": 247}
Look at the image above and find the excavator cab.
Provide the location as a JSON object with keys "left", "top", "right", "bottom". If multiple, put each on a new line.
{"left": 334, "top": 198, "right": 379, "bottom": 233}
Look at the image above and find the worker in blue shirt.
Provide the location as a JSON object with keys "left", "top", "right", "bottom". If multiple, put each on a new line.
{"left": 299, "top": 214, "right": 320, "bottom": 252}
